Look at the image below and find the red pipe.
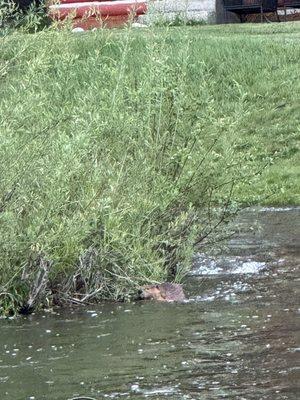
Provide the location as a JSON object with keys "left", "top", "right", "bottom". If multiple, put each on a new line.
{"left": 49, "top": 1, "right": 147, "bottom": 20}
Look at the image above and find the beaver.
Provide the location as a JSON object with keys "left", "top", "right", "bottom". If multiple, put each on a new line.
{"left": 139, "top": 283, "right": 186, "bottom": 302}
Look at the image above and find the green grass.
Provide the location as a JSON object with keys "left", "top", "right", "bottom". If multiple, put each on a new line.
{"left": 0, "top": 22, "right": 299, "bottom": 315}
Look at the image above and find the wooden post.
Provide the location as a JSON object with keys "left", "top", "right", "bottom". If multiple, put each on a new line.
{"left": 276, "top": 10, "right": 280, "bottom": 22}
{"left": 284, "top": 5, "right": 287, "bottom": 21}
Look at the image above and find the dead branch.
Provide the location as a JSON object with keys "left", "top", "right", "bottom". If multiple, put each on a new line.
{"left": 22, "top": 255, "right": 51, "bottom": 312}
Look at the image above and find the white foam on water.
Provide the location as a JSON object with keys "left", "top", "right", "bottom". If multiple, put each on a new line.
{"left": 191, "top": 253, "right": 267, "bottom": 276}
{"left": 131, "top": 383, "right": 179, "bottom": 395}
{"left": 232, "top": 261, "right": 266, "bottom": 274}
{"left": 191, "top": 281, "right": 253, "bottom": 303}
{"left": 244, "top": 206, "right": 300, "bottom": 212}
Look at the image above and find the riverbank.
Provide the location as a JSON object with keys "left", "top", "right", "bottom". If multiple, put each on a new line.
{"left": 0, "top": 23, "right": 299, "bottom": 315}
{"left": 1, "top": 207, "right": 299, "bottom": 399}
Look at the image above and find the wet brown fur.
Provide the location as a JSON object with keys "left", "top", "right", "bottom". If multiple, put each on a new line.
{"left": 139, "top": 283, "right": 186, "bottom": 302}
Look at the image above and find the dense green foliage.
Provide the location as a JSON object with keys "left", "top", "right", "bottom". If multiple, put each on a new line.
{"left": 0, "top": 0, "right": 49, "bottom": 35}
{"left": 0, "top": 23, "right": 299, "bottom": 315}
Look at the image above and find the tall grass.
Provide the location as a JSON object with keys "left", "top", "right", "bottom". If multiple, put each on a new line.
{"left": 0, "top": 0, "right": 49, "bottom": 35}
{"left": 0, "top": 22, "right": 299, "bottom": 315}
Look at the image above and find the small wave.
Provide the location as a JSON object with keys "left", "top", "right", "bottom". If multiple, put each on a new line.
{"left": 191, "top": 281, "right": 253, "bottom": 303}
{"left": 131, "top": 383, "right": 179, "bottom": 396}
{"left": 191, "top": 253, "right": 267, "bottom": 276}
{"left": 232, "top": 261, "right": 266, "bottom": 274}
{"left": 253, "top": 206, "right": 300, "bottom": 213}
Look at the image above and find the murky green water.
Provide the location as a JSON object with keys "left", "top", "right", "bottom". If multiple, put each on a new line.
{"left": 1, "top": 208, "right": 299, "bottom": 400}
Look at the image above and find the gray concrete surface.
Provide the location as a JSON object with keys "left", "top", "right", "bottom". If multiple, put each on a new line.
{"left": 142, "top": 0, "right": 216, "bottom": 22}
{"left": 139, "top": 0, "right": 240, "bottom": 24}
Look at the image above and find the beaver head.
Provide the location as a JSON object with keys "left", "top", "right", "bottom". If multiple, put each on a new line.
{"left": 139, "top": 283, "right": 186, "bottom": 302}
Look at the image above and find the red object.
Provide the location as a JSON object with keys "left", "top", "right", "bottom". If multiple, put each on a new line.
{"left": 57, "top": 0, "right": 108, "bottom": 3}
{"left": 49, "top": 1, "right": 147, "bottom": 22}
{"left": 72, "top": 14, "right": 130, "bottom": 28}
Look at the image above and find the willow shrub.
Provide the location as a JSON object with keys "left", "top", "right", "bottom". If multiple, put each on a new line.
{"left": 1, "top": 23, "right": 299, "bottom": 314}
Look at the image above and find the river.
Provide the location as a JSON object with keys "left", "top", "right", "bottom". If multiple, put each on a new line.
{"left": 1, "top": 207, "right": 299, "bottom": 399}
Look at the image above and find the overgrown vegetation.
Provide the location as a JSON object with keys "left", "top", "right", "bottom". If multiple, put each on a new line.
{"left": 152, "top": 14, "right": 209, "bottom": 27}
{"left": 0, "top": 20, "right": 299, "bottom": 316}
{"left": 0, "top": 0, "right": 49, "bottom": 35}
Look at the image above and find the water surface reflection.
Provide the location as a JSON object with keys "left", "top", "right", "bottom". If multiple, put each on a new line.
{"left": 1, "top": 207, "right": 299, "bottom": 399}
